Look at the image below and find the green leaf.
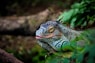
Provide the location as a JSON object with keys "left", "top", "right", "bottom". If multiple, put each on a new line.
{"left": 57, "top": 12, "right": 65, "bottom": 21}
{"left": 77, "top": 54, "right": 83, "bottom": 63}
{"left": 70, "top": 17, "right": 77, "bottom": 28}
{"left": 81, "top": 21, "right": 87, "bottom": 27}
{"left": 76, "top": 18, "right": 85, "bottom": 26}
{"left": 60, "top": 9, "right": 75, "bottom": 22}
{"left": 71, "top": 3, "right": 81, "bottom": 9}
{"left": 63, "top": 58, "right": 70, "bottom": 63}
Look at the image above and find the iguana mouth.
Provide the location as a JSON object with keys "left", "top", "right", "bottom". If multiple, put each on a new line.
{"left": 35, "top": 35, "right": 43, "bottom": 39}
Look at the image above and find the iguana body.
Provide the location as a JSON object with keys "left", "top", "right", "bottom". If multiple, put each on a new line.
{"left": 36, "top": 21, "right": 81, "bottom": 52}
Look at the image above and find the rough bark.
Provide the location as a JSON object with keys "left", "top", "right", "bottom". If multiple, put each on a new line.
{"left": 0, "top": 48, "right": 23, "bottom": 63}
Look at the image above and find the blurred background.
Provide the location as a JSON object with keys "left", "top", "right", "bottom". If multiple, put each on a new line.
{"left": 0, "top": 0, "right": 95, "bottom": 63}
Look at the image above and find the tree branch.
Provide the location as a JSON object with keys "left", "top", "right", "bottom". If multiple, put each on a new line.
{"left": 0, "top": 48, "right": 23, "bottom": 63}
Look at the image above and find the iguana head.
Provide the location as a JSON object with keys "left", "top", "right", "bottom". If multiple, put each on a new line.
{"left": 36, "top": 21, "right": 58, "bottom": 39}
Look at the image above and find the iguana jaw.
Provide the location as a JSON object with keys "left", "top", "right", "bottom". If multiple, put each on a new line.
{"left": 35, "top": 35, "right": 43, "bottom": 39}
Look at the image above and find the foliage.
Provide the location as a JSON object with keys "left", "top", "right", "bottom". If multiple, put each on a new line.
{"left": 5, "top": 29, "right": 95, "bottom": 63}
{"left": 5, "top": 45, "right": 47, "bottom": 63}
{"left": 57, "top": 0, "right": 95, "bottom": 29}
{"left": 45, "top": 29, "right": 95, "bottom": 63}
{"left": 1, "top": 0, "right": 95, "bottom": 63}
{"left": 57, "top": 0, "right": 95, "bottom": 62}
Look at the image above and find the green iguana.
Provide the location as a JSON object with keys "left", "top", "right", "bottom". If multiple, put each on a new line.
{"left": 35, "top": 21, "right": 84, "bottom": 53}
{"left": 35, "top": 21, "right": 95, "bottom": 61}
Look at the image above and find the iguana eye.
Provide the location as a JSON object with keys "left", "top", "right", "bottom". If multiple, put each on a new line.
{"left": 48, "top": 26, "right": 55, "bottom": 33}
